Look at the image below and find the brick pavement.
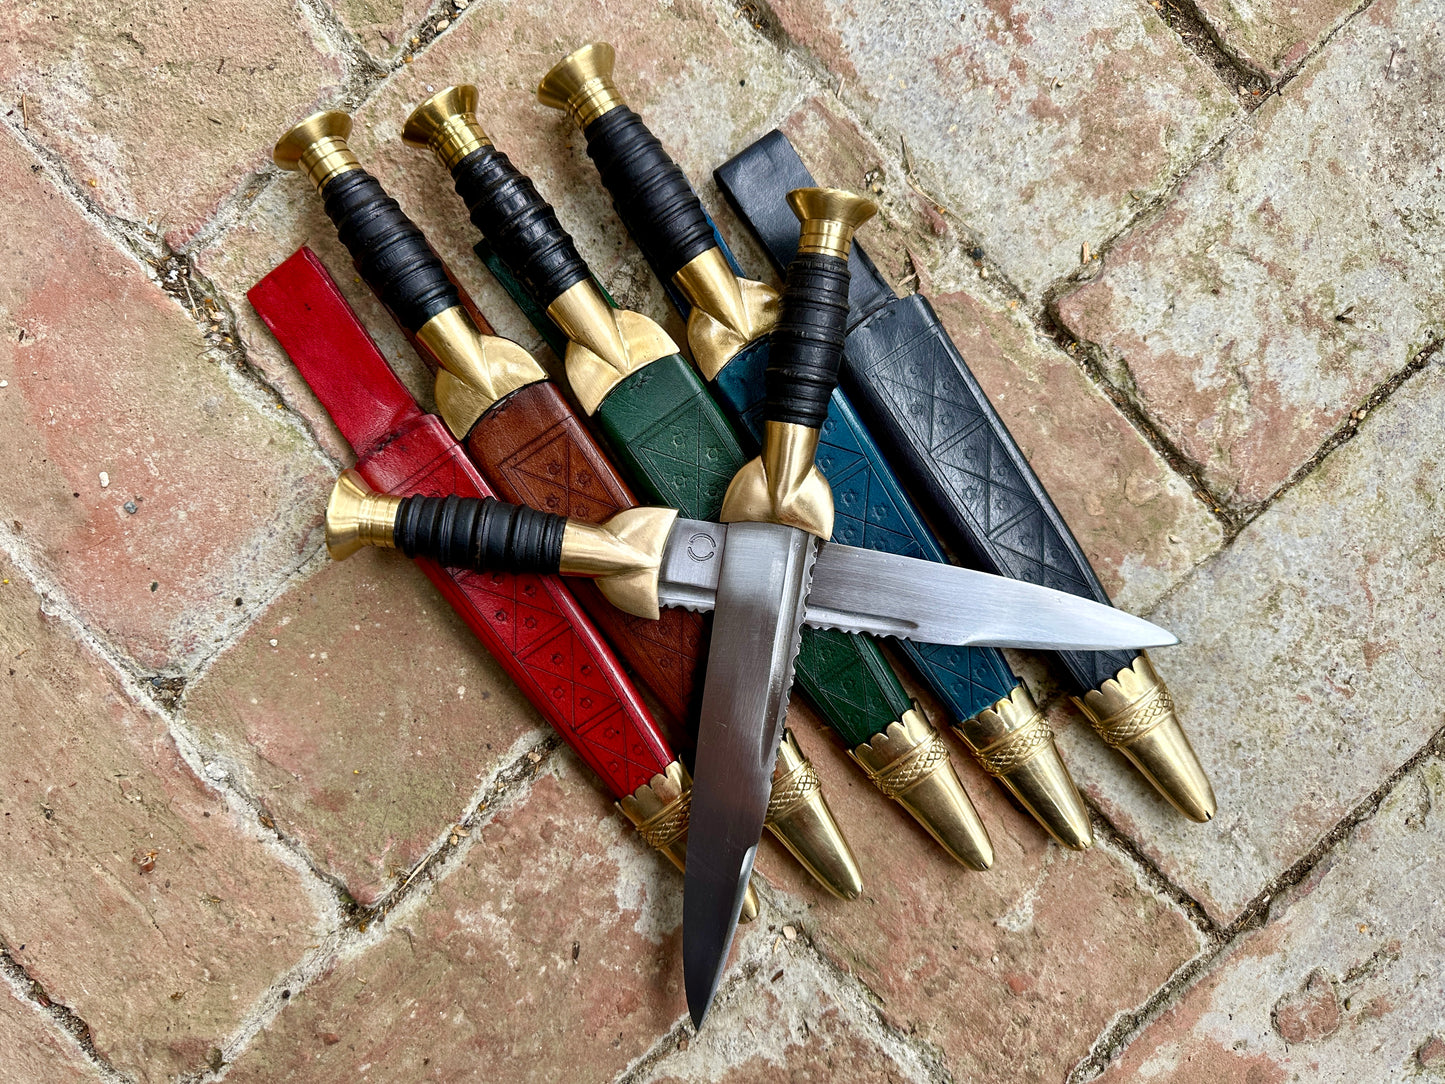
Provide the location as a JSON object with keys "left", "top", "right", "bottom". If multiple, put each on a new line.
{"left": 1, "top": 0, "right": 1440, "bottom": 1080}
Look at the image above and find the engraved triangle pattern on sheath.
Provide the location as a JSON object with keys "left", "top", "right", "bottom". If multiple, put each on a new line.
{"left": 816, "top": 409, "right": 927, "bottom": 558}
{"left": 500, "top": 421, "right": 626, "bottom": 521}
{"left": 628, "top": 397, "right": 738, "bottom": 518}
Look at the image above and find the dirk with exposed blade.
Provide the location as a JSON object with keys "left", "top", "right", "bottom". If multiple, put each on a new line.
{"left": 538, "top": 41, "right": 1095, "bottom": 851}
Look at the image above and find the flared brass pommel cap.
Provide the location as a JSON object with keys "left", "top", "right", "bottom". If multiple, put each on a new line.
{"left": 852, "top": 708, "right": 994, "bottom": 871}
{"left": 273, "top": 110, "right": 360, "bottom": 192}
{"left": 1075, "top": 653, "right": 1217, "bottom": 823}
{"left": 961, "top": 686, "right": 1093, "bottom": 850}
{"left": 401, "top": 85, "right": 493, "bottom": 170}
{"left": 619, "top": 761, "right": 759, "bottom": 923}
{"left": 788, "top": 187, "right": 878, "bottom": 258}
{"left": 537, "top": 42, "right": 625, "bottom": 129}
{"left": 765, "top": 729, "right": 863, "bottom": 900}
{"left": 325, "top": 469, "right": 402, "bottom": 561}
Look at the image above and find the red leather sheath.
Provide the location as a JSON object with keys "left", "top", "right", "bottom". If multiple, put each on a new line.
{"left": 248, "top": 248, "right": 673, "bottom": 799}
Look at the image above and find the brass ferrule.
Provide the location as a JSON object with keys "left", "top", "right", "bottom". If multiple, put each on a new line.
{"left": 545, "top": 280, "right": 679, "bottom": 414}
{"left": 788, "top": 187, "right": 879, "bottom": 258}
{"left": 537, "top": 42, "right": 626, "bottom": 130}
{"left": 720, "top": 421, "right": 834, "bottom": 537}
{"left": 765, "top": 729, "right": 862, "bottom": 900}
{"left": 417, "top": 309, "right": 547, "bottom": 437}
{"left": 325, "top": 470, "right": 402, "bottom": 561}
{"left": 1074, "top": 653, "right": 1217, "bottom": 823}
{"left": 273, "top": 110, "right": 362, "bottom": 192}
{"left": 558, "top": 506, "right": 678, "bottom": 620}
{"left": 673, "top": 248, "right": 780, "bottom": 380}
{"left": 618, "top": 761, "right": 759, "bottom": 922}
{"left": 851, "top": 707, "right": 994, "bottom": 871}
{"left": 401, "top": 85, "right": 493, "bottom": 170}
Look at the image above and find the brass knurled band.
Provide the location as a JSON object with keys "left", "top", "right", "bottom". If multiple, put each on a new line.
{"left": 636, "top": 789, "right": 691, "bottom": 852}
{"left": 1090, "top": 685, "right": 1176, "bottom": 748}
{"left": 864, "top": 731, "right": 950, "bottom": 799}
{"left": 967, "top": 711, "right": 1055, "bottom": 777}
{"left": 766, "top": 757, "right": 822, "bottom": 822}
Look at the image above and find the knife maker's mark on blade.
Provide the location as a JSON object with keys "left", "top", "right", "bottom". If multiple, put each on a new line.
{"left": 657, "top": 518, "right": 726, "bottom": 613}
{"left": 683, "top": 522, "right": 817, "bottom": 1026}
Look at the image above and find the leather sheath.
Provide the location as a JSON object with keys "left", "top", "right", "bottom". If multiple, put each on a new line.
{"left": 248, "top": 248, "right": 675, "bottom": 799}
{"left": 715, "top": 133, "right": 1136, "bottom": 693}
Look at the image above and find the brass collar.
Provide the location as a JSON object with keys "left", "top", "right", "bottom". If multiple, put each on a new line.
{"left": 417, "top": 308, "right": 547, "bottom": 437}
{"left": 545, "top": 280, "right": 678, "bottom": 414}
{"left": 672, "top": 248, "right": 779, "bottom": 380}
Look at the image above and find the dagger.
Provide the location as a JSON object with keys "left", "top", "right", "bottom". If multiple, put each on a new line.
{"left": 715, "top": 132, "right": 1216, "bottom": 823}
{"left": 537, "top": 41, "right": 1094, "bottom": 852}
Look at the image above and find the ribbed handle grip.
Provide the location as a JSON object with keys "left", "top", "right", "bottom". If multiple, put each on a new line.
{"left": 450, "top": 145, "right": 590, "bottom": 308}
{"left": 584, "top": 107, "right": 716, "bottom": 281}
{"left": 321, "top": 168, "right": 459, "bottom": 333}
{"left": 394, "top": 494, "right": 567, "bottom": 574}
{"left": 766, "top": 252, "right": 851, "bottom": 430}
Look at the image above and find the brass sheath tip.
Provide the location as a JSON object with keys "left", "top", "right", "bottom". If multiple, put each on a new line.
{"left": 765, "top": 729, "right": 863, "bottom": 899}
{"left": 787, "top": 187, "right": 879, "bottom": 258}
{"left": 537, "top": 42, "right": 625, "bottom": 129}
{"left": 273, "top": 110, "right": 360, "bottom": 192}
{"left": 324, "top": 469, "right": 402, "bottom": 561}
{"left": 401, "top": 85, "right": 492, "bottom": 169}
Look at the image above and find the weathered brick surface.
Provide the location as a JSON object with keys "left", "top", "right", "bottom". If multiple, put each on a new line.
{"left": 183, "top": 549, "right": 546, "bottom": 905}
{"left": 1095, "top": 759, "right": 1445, "bottom": 1082}
{"left": 0, "top": 0, "right": 345, "bottom": 247}
{"left": 327, "top": 0, "right": 433, "bottom": 59}
{"left": 1057, "top": 0, "right": 1445, "bottom": 508}
{"left": 0, "top": 989, "right": 98, "bottom": 1084}
{"left": 0, "top": 126, "right": 333, "bottom": 674}
{"left": 765, "top": 0, "right": 1240, "bottom": 297}
{"left": 221, "top": 758, "right": 762, "bottom": 1084}
{"left": 756, "top": 702, "right": 1204, "bottom": 1082}
{"left": 0, "top": 556, "right": 322, "bottom": 1082}
{"left": 1059, "top": 362, "right": 1445, "bottom": 924}
{"left": 1196, "top": 0, "right": 1362, "bottom": 77}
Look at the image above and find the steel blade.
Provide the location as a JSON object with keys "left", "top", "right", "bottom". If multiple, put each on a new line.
{"left": 683, "top": 522, "right": 815, "bottom": 1028}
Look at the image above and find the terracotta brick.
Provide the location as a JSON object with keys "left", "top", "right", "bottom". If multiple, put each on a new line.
{"left": 766, "top": 0, "right": 1240, "bottom": 297}
{"left": 0, "top": 0, "right": 344, "bottom": 246}
{"left": 0, "top": 126, "right": 332, "bottom": 673}
{"left": 0, "top": 556, "right": 322, "bottom": 1083}
{"left": 1094, "top": 760, "right": 1445, "bottom": 1082}
{"left": 1057, "top": 362, "right": 1445, "bottom": 924}
{"left": 1195, "top": 0, "right": 1362, "bottom": 77}
{"left": 1056, "top": 0, "right": 1445, "bottom": 508}
{"left": 222, "top": 758, "right": 768, "bottom": 1084}
{"left": 0, "top": 988, "right": 98, "bottom": 1084}
{"left": 182, "top": 550, "right": 548, "bottom": 905}
{"left": 756, "top": 702, "right": 1204, "bottom": 1082}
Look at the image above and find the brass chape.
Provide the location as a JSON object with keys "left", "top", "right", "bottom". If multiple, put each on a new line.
{"left": 851, "top": 707, "right": 994, "bottom": 871}
{"left": 764, "top": 729, "right": 862, "bottom": 900}
{"left": 618, "top": 761, "right": 759, "bottom": 923}
{"left": 959, "top": 686, "right": 1093, "bottom": 850}
{"left": 417, "top": 309, "right": 547, "bottom": 437}
{"left": 324, "top": 470, "right": 402, "bottom": 561}
{"left": 559, "top": 507, "right": 678, "bottom": 620}
{"left": 1074, "top": 653, "right": 1217, "bottom": 823}
{"left": 673, "top": 248, "right": 780, "bottom": 381}
{"left": 401, "top": 85, "right": 493, "bottom": 170}
{"left": 788, "top": 187, "right": 878, "bottom": 259}
{"left": 545, "top": 280, "right": 679, "bottom": 414}
{"left": 273, "top": 110, "right": 362, "bottom": 193}
{"left": 720, "top": 421, "right": 834, "bottom": 537}
{"left": 537, "top": 42, "right": 626, "bottom": 130}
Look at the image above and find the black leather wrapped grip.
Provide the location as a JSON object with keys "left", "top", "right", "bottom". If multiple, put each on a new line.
{"left": 321, "top": 168, "right": 459, "bottom": 333}
{"left": 449, "top": 145, "right": 590, "bottom": 309}
{"left": 394, "top": 494, "right": 567, "bottom": 575}
{"left": 766, "top": 252, "right": 851, "bottom": 429}
{"left": 584, "top": 107, "right": 716, "bottom": 281}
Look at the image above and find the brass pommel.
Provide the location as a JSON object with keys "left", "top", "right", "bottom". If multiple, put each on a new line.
{"left": 537, "top": 42, "right": 625, "bottom": 129}
{"left": 401, "top": 85, "right": 493, "bottom": 170}
{"left": 1075, "top": 653, "right": 1217, "bottom": 823}
{"left": 273, "top": 110, "right": 361, "bottom": 192}
{"left": 852, "top": 708, "right": 994, "bottom": 871}
{"left": 764, "top": 729, "right": 863, "bottom": 900}
{"left": 619, "top": 761, "right": 760, "bottom": 922}
{"left": 325, "top": 470, "right": 402, "bottom": 561}
{"left": 788, "top": 187, "right": 878, "bottom": 259}
{"left": 559, "top": 506, "right": 678, "bottom": 620}
{"left": 720, "top": 421, "right": 834, "bottom": 538}
{"left": 960, "top": 686, "right": 1093, "bottom": 851}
